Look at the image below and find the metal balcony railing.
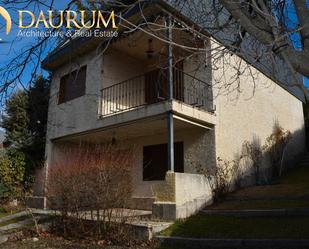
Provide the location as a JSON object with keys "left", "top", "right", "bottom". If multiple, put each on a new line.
{"left": 99, "top": 69, "right": 212, "bottom": 117}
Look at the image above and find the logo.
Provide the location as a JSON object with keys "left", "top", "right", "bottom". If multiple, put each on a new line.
{"left": 0, "top": 7, "right": 118, "bottom": 38}
{"left": 0, "top": 6, "right": 12, "bottom": 34}
{"left": 18, "top": 10, "right": 118, "bottom": 29}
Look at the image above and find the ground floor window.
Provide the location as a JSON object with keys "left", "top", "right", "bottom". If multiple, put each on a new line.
{"left": 143, "top": 142, "right": 184, "bottom": 181}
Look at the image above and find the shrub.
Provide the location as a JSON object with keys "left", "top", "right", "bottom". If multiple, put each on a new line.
{"left": 0, "top": 148, "right": 26, "bottom": 203}
{"left": 242, "top": 137, "right": 263, "bottom": 185}
{"left": 263, "top": 122, "right": 291, "bottom": 178}
{"left": 47, "top": 143, "right": 134, "bottom": 242}
{"left": 197, "top": 157, "right": 241, "bottom": 202}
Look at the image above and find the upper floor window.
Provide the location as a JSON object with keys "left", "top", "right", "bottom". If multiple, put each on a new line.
{"left": 58, "top": 66, "right": 87, "bottom": 104}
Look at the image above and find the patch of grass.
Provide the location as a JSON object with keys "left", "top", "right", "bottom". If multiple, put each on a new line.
{"left": 0, "top": 212, "right": 10, "bottom": 218}
{"left": 209, "top": 200, "right": 309, "bottom": 210}
{"left": 218, "top": 164, "right": 309, "bottom": 203}
{"left": 280, "top": 165, "right": 309, "bottom": 185}
{"left": 160, "top": 214, "right": 309, "bottom": 239}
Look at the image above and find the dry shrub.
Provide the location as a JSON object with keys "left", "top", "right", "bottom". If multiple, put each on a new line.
{"left": 47, "top": 143, "right": 134, "bottom": 242}
{"left": 263, "top": 122, "right": 291, "bottom": 178}
{"left": 242, "top": 137, "right": 263, "bottom": 185}
{"left": 197, "top": 157, "right": 241, "bottom": 202}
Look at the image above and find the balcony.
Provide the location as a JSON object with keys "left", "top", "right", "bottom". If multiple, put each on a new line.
{"left": 99, "top": 68, "right": 213, "bottom": 117}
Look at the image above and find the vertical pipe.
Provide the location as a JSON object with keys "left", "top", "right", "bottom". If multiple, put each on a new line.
{"left": 167, "top": 16, "right": 173, "bottom": 102}
{"left": 166, "top": 15, "right": 174, "bottom": 172}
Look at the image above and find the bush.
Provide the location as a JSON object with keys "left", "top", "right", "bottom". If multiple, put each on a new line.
{"left": 242, "top": 137, "right": 263, "bottom": 185}
{"left": 263, "top": 122, "right": 291, "bottom": 178}
{"left": 47, "top": 143, "right": 134, "bottom": 242}
{"left": 0, "top": 148, "right": 26, "bottom": 203}
{"left": 197, "top": 157, "right": 241, "bottom": 202}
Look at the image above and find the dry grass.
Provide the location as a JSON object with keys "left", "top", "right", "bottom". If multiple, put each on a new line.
{"left": 208, "top": 164, "right": 309, "bottom": 210}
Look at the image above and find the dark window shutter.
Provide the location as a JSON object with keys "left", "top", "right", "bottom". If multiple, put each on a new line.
{"left": 58, "top": 66, "right": 87, "bottom": 104}
{"left": 58, "top": 77, "right": 66, "bottom": 104}
{"left": 143, "top": 142, "right": 184, "bottom": 181}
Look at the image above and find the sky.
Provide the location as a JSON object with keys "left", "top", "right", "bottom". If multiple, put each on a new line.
{"left": 284, "top": 0, "right": 309, "bottom": 88}
{"left": 0, "top": 1, "right": 68, "bottom": 87}
{"left": 0, "top": 1, "right": 308, "bottom": 90}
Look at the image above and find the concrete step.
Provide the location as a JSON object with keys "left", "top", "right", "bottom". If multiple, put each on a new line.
{"left": 0, "top": 211, "right": 28, "bottom": 224}
{"left": 129, "top": 220, "right": 173, "bottom": 240}
{"left": 129, "top": 197, "right": 156, "bottom": 211}
{"left": 201, "top": 208, "right": 309, "bottom": 217}
{"left": 156, "top": 236, "right": 309, "bottom": 249}
{"left": 31, "top": 208, "right": 170, "bottom": 240}
{"left": 225, "top": 195, "right": 309, "bottom": 201}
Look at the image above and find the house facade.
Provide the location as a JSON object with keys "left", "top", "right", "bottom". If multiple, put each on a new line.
{"left": 29, "top": 1, "right": 306, "bottom": 220}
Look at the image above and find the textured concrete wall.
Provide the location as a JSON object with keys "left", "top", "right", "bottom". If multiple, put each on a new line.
{"left": 46, "top": 49, "right": 102, "bottom": 140}
{"left": 38, "top": 40, "right": 305, "bottom": 203}
{"left": 129, "top": 127, "right": 214, "bottom": 198}
{"left": 39, "top": 124, "right": 214, "bottom": 199}
{"left": 153, "top": 172, "right": 213, "bottom": 220}
{"left": 212, "top": 44, "right": 306, "bottom": 183}
{"left": 174, "top": 172, "right": 212, "bottom": 206}
{"left": 46, "top": 48, "right": 210, "bottom": 140}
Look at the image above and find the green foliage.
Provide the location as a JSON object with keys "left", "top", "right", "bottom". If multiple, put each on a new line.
{"left": 0, "top": 148, "right": 26, "bottom": 202}
{"left": 24, "top": 76, "right": 50, "bottom": 174}
{"left": 0, "top": 76, "right": 50, "bottom": 198}
{"left": 2, "top": 91, "right": 30, "bottom": 149}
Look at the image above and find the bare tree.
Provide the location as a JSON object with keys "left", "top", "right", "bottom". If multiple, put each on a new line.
{"left": 0, "top": 0, "right": 307, "bottom": 102}
{"left": 218, "top": 0, "right": 309, "bottom": 78}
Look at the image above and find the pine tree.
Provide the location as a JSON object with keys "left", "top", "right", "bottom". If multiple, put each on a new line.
{"left": 1, "top": 76, "right": 50, "bottom": 187}
{"left": 2, "top": 91, "right": 30, "bottom": 149}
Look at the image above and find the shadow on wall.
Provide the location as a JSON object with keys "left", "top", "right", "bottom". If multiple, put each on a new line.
{"left": 197, "top": 122, "right": 306, "bottom": 202}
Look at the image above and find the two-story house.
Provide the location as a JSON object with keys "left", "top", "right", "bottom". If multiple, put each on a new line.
{"left": 29, "top": 1, "right": 306, "bottom": 220}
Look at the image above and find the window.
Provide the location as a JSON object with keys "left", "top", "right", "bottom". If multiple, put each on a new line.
{"left": 58, "top": 66, "right": 87, "bottom": 104}
{"left": 143, "top": 142, "right": 184, "bottom": 181}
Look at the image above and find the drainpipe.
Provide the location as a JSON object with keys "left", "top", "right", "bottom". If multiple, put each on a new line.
{"left": 166, "top": 15, "right": 174, "bottom": 172}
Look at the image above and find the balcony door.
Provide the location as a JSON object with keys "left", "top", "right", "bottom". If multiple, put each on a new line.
{"left": 145, "top": 61, "right": 184, "bottom": 104}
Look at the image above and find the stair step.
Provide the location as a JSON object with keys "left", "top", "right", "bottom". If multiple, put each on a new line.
{"left": 201, "top": 208, "right": 309, "bottom": 217}
{"left": 129, "top": 197, "right": 156, "bottom": 211}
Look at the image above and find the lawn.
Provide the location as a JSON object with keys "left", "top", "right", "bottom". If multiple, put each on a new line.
{"left": 208, "top": 199, "right": 309, "bottom": 210}
{"left": 160, "top": 214, "right": 309, "bottom": 239}
{"left": 160, "top": 164, "right": 309, "bottom": 242}
{"left": 209, "top": 164, "right": 309, "bottom": 210}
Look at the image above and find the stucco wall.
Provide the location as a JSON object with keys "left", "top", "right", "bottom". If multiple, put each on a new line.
{"left": 129, "top": 127, "right": 214, "bottom": 198}
{"left": 174, "top": 172, "right": 212, "bottom": 206}
{"left": 43, "top": 126, "right": 214, "bottom": 199}
{"left": 46, "top": 49, "right": 102, "bottom": 140}
{"left": 40, "top": 39, "right": 305, "bottom": 200}
{"left": 46, "top": 47, "right": 210, "bottom": 140}
{"left": 212, "top": 44, "right": 306, "bottom": 182}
